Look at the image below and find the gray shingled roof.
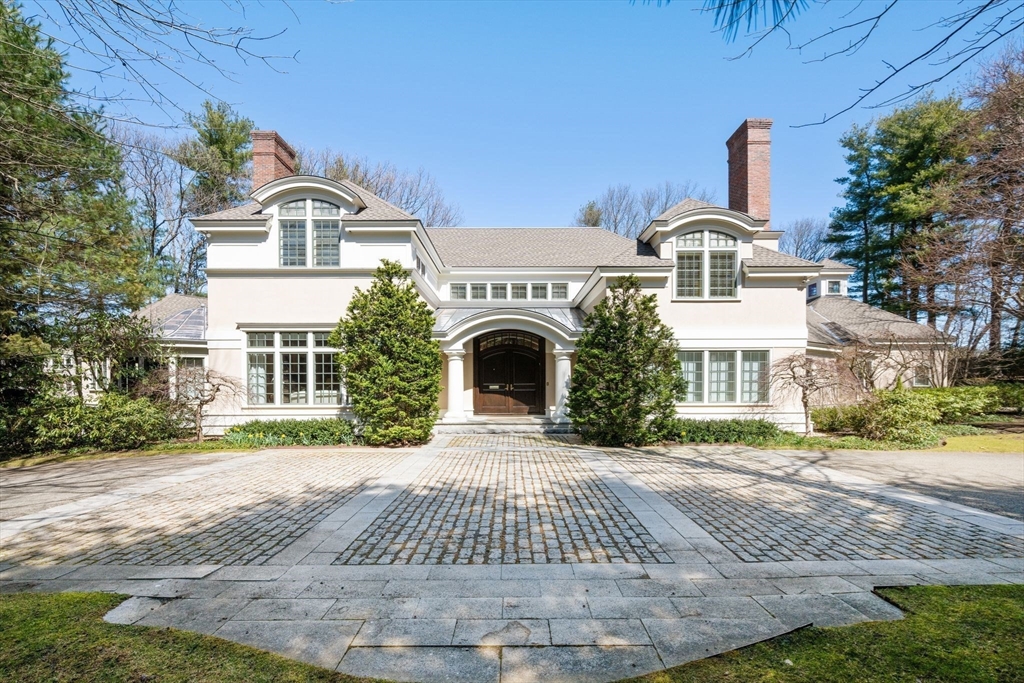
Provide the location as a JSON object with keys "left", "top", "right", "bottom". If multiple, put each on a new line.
{"left": 434, "top": 307, "right": 586, "bottom": 335}
{"left": 819, "top": 258, "right": 856, "bottom": 272}
{"left": 191, "top": 178, "right": 415, "bottom": 223}
{"left": 745, "top": 244, "right": 820, "bottom": 268}
{"left": 423, "top": 227, "right": 669, "bottom": 268}
{"left": 136, "top": 294, "right": 207, "bottom": 341}
{"left": 807, "top": 296, "right": 945, "bottom": 346}
{"left": 652, "top": 198, "right": 719, "bottom": 222}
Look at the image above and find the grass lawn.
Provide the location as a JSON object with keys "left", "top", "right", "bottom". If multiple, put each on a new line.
{"left": 929, "top": 432, "right": 1024, "bottom": 453}
{"left": 3, "top": 587, "right": 1022, "bottom": 682}
{"left": 0, "top": 440, "right": 255, "bottom": 469}
{"left": 0, "top": 592, "right": 378, "bottom": 682}
{"left": 627, "top": 585, "right": 1024, "bottom": 683}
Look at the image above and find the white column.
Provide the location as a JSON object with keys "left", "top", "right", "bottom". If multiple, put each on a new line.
{"left": 553, "top": 350, "right": 573, "bottom": 422}
{"left": 444, "top": 349, "right": 466, "bottom": 422}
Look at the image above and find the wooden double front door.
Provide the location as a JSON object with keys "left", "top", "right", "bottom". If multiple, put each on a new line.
{"left": 473, "top": 331, "right": 545, "bottom": 415}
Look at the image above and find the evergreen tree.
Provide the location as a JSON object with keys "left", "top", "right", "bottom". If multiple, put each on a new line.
{"left": 329, "top": 260, "right": 442, "bottom": 445}
{"left": 1, "top": 3, "right": 156, "bottom": 450}
{"left": 567, "top": 275, "right": 686, "bottom": 446}
{"left": 175, "top": 100, "right": 254, "bottom": 213}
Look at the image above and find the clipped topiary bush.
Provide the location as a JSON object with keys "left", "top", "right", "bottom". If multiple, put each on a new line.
{"left": 331, "top": 260, "right": 442, "bottom": 446}
{"left": 223, "top": 418, "right": 355, "bottom": 447}
{"left": 672, "top": 418, "right": 781, "bottom": 445}
{"left": 566, "top": 275, "right": 686, "bottom": 446}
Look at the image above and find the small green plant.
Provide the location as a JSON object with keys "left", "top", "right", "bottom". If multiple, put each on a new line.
{"left": 672, "top": 419, "right": 781, "bottom": 445}
{"left": 223, "top": 418, "right": 354, "bottom": 447}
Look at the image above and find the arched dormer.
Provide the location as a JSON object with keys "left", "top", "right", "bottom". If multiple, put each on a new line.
{"left": 251, "top": 175, "right": 368, "bottom": 212}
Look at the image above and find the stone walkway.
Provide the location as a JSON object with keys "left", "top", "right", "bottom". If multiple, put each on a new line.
{"left": 1, "top": 435, "right": 1022, "bottom": 683}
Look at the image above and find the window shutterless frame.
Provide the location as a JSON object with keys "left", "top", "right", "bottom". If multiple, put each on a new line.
{"left": 674, "top": 229, "right": 739, "bottom": 300}
{"left": 676, "top": 349, "right": 770, "bottom": 404}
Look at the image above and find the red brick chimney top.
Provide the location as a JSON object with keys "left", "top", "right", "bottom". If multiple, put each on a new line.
{"left": 251, "top": 130, "right": 296, "bottom": 189}
{"left": 726, "top": 118, "right": 772, "bottom": 228}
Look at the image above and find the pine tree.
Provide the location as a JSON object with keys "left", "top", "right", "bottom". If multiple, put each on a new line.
{"left": 329, "top": 260, "right": 442, "bottom": 445}
{"left": 566, "top": 275, "right": 686, "bottom": 446}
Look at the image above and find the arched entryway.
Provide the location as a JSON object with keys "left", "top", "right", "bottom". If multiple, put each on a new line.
{"left": 473, "top": 330, "right": 545, "bottom": 415}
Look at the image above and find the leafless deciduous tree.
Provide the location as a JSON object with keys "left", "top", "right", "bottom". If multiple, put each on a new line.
{"left": 777, "top": 217, "right": 834, "bottom": 263}
{"left": 296, "top": 147, "right": 463, "bottom": 227}
{"left": 702, "top": 0, "right": 1024, "bottom": 124}
{"left": 21, "top": 0, "right": 292, "bottom": 126}
{"left": 172, "top": 365, "right": 243, "bottom": 442}
{"left": 573, "top": 181, "right": 716, "bottom": 239}
{"left": 770, "top": 352, "right": 862, "bottom": 434}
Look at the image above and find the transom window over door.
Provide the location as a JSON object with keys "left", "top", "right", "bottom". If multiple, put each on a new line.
{"left": 675, "top": 230, "right": 739, "bottom": 299}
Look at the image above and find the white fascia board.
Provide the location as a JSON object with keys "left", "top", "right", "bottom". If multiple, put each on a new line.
{"left": 742, "top": 265, "right": 820, "bottom": 279}
{"left": 192, "top": 221, "right": 270, "bottom": 234}
{"left": 411, "top": 270, "right": 441, "bottom": 308}
{"left": 412, "top": 230, "right": 445, "bottom": 272}
{"left": 205, "top": 268, "right": 377, "bottom": 278}
{"left": 572, "top": 266, "right": 671, "bottom": 305}
{"left": 443, "top": 268, "right": 594, "bottom": 277}
{"left": 343, "top": 223, "right": 420, "bottom": 233}
{"left": 638, "top": 207, "right": 768, "bottom": 243}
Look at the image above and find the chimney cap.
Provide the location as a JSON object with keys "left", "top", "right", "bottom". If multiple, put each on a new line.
{"left": 251, "top": 130, "right": 296, "bottom": 157}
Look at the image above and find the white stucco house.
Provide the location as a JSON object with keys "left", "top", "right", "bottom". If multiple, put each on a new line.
{"left": 146, "top": 119, "right": 944, "bottom": 434}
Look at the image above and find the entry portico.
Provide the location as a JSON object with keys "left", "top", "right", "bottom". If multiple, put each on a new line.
{"left": 434, "top": 307, "right": 581, "bottom": 424}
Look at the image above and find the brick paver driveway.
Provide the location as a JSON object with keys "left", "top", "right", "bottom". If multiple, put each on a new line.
{"left": 2, "top": 435, "right": 1022, "bottom": 683}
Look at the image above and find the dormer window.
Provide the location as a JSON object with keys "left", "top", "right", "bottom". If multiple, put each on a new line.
{"left": 279, "top": 199, "right": 341, "bottom": 267}
{"left": 675, "top": 230, "right": 739, "bottom": 299}
{"left": 827, "top": 280, "right": 842, "bottom": 295}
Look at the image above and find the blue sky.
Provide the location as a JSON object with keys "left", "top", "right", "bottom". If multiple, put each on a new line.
{"left": 34, "top": 0, "right": 1001, "bottom": 227}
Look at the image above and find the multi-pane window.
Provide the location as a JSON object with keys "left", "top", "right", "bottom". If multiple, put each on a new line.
{"left": 675, "top": 230, "right": 739, "bottom": 299}
{"left": 828, "top": 280, "right": 842, "bottom": 295}
{"left": 279, "top": 220, "right": 306, "bottom": 266}
{"left": 279, "top": 199, "right": 306, "bottom": 217}
{"left": 551, "top": 283, "right": 568, "bottom": 300}
{"left": 450, "top": 284, "right": 467, "bottom": 300}
{"left": 281, "top": 353, "right": 307, "bottom": 404}
{"left": 511, "top": 284, "right": 528, "bottom": 300}
{"left": 312, "top": 200, "right": 340, "bottom": 217}
{"left": 491, "top": 283, "right": 507, "bottom": 300}
{"left": 313, "top": 220, "right": 340, "bottom": 266}
{"left": 676, "top": 253, "right": 703, "bottom": 298}
{"left": 281, "top": 332, "right": 307, "bottom": 347}
{"left": 531, "top": 283, "right": 548, "bottom": 299}
{"left": 913, "top": 365, "right": 932, "bottom": 387}
{"left": 708, "top": 351, "right": 736, "bottom": 403}
{"left": 471, "top": 284, "right": 488, "bottom": 300}
{"left": 245, "top": 331, "right": 344, "bottom": 406}
{"left": 247, "top": 353, "right": 274, "bottom": 404}
{"left": 741, "top": 351, "right": 769, "bottom": 403}
{"left": 247, "top": 332, "right": 274, "bottom": 348}
{"left": 678, "top": 351, "right": 704, "bottom": 403}
{"left": 315, "top": 352, "right": 342, "bottom": 404}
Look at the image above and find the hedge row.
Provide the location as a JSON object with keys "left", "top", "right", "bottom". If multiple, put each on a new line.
{"left": 671, "top": 418, "right": 781, "bottom": 445}
{"left": 223, "top": 418, "right": 355, "bottom": 447}
{"left": 29, "top": 394, "right": 184, "bottom": 452}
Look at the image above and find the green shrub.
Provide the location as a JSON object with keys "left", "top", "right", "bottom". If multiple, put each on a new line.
{"left": 223, "top": 418, "right": 355, "bottom": 447}
{"left": 331, "top": 260, "right": 441, "bottom": 446}
{"left": 915, "top": 386, "right": 1001, "bottom": 423}
{"left": 810, "top": 404, "right": 868, "bottom": 433}
{"left": 31, "top": 393, "right": 181, "bottom": 452}
{"left": 672, "top": 418, "right": 781, "bottom": 445}
{"left": 860, "top": 390, "right": 941, "bottom": 447}
{"left": 996, "top": 383, "right": 1024, "bottom": 414}
{"left": 567, "top": 275, "right": 686, "bottom": 446}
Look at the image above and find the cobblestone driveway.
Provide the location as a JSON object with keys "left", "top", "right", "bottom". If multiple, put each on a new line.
{"left": 2, "top": 435, "right": 1021, "bottom": 683}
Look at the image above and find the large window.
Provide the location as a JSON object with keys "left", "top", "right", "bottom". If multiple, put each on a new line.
{"left": 677, "top": 351, "right": 704, "bottom": 403}
{"left": 245, "top": 332, "right": 344, "bottom": 406}
{"left": 740, "top": 351, "right": 769, "bottom": 403}
{"left": 313, "top": 220, "right": 340, "bottom": 266}
{"left": 675, "top": 230, "right": 739, "bottom": 299}
{"left": 678, "top": 350, "right": 769, "bottom": 404}
{"left": 279, "top": 220, "right": 306, "bottom": 267}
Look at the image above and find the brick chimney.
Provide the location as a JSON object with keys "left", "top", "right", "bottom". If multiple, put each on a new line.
{"left": 726, "top": 118, "right": 772, "bottom": 228}
{"left": 251, "top": 130, "right": 296, "bottom": 189}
